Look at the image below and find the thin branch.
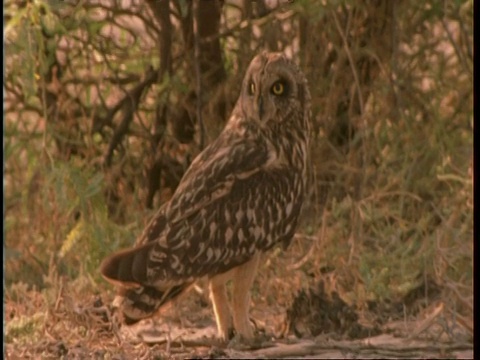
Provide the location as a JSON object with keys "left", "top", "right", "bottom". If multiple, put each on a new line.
{"left": 103, "top": 66, "right": 158, "bottom": 167}
{"left": 440, "top": 17, "right": 472, "bottom": 76}
{"left": 332, "top": 9, "right": 365, "bottom": 116}
{"left": 193, "top": 0, "right": 205, "bottom": 150}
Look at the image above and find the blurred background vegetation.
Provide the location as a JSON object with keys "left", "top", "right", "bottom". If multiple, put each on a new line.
{"left": 4, "top": 0, "right": 472, "bottom": 356}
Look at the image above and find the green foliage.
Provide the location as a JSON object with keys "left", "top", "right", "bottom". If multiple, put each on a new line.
{"left": 48, "top": 161, "right": 139, "bottom": 276}
{"left": 5, "top": 156, "right": 138, "bottom": 287}
{"left": 5, "top": 312, "right": 45, "bottom": 344}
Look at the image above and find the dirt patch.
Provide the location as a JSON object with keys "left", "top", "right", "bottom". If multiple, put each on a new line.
{"left": 285, "top": 277, "right": 444, "bottom": 341}
{"left": 286, "top": 280, "right": 381, "bottom": 339}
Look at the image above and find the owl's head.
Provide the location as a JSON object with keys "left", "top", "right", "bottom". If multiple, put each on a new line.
{"left": 238, "top": 52, "right": 310, "bottom": 129}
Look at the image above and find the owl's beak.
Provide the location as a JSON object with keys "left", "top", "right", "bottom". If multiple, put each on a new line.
{"left": 257, "top": 96, "right": 264, "bottom": 120}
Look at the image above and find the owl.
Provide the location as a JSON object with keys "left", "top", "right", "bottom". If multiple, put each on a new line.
{"left": 100, "top": 51, "right": 312, "bottom": 342}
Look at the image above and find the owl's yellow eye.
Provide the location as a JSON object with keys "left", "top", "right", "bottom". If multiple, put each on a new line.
{"left": 249, "top": 82, "right": 256, "bottom": 95}
{"left": 271, "top": 81, "right": 285, "bottom": 95}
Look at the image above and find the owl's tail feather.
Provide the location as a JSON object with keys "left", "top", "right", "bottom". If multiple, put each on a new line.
{"left": 119, "top": 283, "right": 193, "bottom": 325}
{"left": 100, "top": 242, "right": 192, "bottom": 324}
{"left": 100, "top": 241, "right": 155, "bottom": 287}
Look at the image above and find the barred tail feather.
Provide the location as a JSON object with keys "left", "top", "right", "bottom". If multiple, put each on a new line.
{"left": 100, "top": 242, "right": 154, "bottom": 288}
{"left": 119, "top": 283, "right": 193, "bottom": 325}
{"left": 100, "top": 242, "right": 193, "bottom": 324}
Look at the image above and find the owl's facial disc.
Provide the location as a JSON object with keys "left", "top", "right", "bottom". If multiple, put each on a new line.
{"left": 241, "top": 52, "right": 299, "bottom": 125}
{"left": 255, "top": 79, "right": 292, "bottom": 124}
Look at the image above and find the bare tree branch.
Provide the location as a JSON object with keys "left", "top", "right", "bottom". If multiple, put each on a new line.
{"left": 103, "top": 66, "right": 158, "bottom": 167}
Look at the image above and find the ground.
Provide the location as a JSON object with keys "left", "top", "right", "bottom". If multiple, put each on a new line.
{"left": 5, "top": 273, "right": 472, "bottom": 359}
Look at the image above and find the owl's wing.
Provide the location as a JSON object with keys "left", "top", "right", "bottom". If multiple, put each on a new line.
{"left": 101, "top": 128, "right": 272, "bottom": 288}
{"left": 166, "top": 131, "right": 271, "bottom": 225}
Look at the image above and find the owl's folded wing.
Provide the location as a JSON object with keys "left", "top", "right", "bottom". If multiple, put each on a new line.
{"left": 101, "top": 129, "right": 272, "bottom": 288}
{"left": 166, "top": 131, "right": 271, "bottom": 225}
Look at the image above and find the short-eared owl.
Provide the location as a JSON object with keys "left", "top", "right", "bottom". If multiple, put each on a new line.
{"left": 101, "top": 52, "right": 311, "bottom": 341}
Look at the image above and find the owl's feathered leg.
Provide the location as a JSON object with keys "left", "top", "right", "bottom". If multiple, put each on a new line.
{"left": 209, "top": 271, "right": 234, "bottom": 341}
{"left": 209, "top": 253, "right": 261, "bottom": 342}
{"left": 232, "top": 252, "right": 260, "bottom": 341}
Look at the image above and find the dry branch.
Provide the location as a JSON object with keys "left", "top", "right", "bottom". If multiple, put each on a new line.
{"left": 238, "top": 336, "right": 472, "bottom": 359}
{"left": 103, "top": 66, "right": 158, "bottom": 167}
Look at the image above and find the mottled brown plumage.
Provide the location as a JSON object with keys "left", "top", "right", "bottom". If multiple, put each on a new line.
{"left": 100, "top": 52, "right": 311, "bottom": 340}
